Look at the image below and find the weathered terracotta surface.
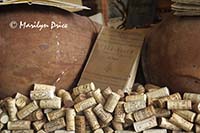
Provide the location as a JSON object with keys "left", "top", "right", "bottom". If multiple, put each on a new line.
{"left": 0, "top": 4, "right": 100, "bottom": 98}
{"left": 157, "top": 0, "right": 172, "bottom": 10}
{"left": 143, "top": 14, "right": 200, "bottom": 94}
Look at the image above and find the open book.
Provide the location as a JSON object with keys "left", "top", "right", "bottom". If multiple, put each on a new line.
{"left": 172, "top": 0, "right": 200, "bottom": 5}
{"left": 0, "top": 0, "right": 90, "bottom": 12}
{"left": 79, "top": 27, "right": 145, "bottom": 93}
{"left": 172, "top": 0, "right": 200, "bottom": 16}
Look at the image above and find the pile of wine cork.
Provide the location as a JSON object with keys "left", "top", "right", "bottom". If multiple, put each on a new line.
{"left": 1, "top": 83, "right": 200, "bottom": 133}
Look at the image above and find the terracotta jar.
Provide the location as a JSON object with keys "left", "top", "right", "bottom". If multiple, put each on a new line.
{"left": 157, "top": 0, "right": 172, "bottom": 11}
{"left": 0, "top": 4, "right": 100, "bottom": 98}
{"left": 142, "top": 14, "right": 200, "bottom": 94}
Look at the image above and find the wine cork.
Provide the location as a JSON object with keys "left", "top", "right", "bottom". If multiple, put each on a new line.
{"left": 103, "top": 127, "right": 114, "bottom": 133}
{"left": 122, "top": 122, "right": 132, "bottom": 128}
{"left": 73, "top": 82, "right": 95, "bottom": 97}
{"left": 30, "top": 90, "right": 54, "bottom": 100}
{"left": 15, "top": 93, "right": 30, "bottom": 104}
{"left": 195, "top": 114, "right": 200, "bottom": 125}
{"left": 171, "top": 131, "right": 194, "bottom": 133}
{"left": 32, "top": 119, "right": 46, "bottom": 131}
{"left": 159, "top": 117, "right": 181, "bottom": 130}
{"left": 114, "top": 131, "right": 136, "bottom": 133}
{"left": 125, "top": 112, "right": 134, "bottom": 124}
{"left": 1, "top": 130, "right": 11, "bottom": 133}
{"left": 167, "top": 100, "right": 192, "bottom": 110}
{"left": 195, "top": 124, "right": 200, "bottom": 133}
{"left": 155, "top": 108, "right": 171, "bottom": 118}
{"left": 104, "top": 92, "right": 121, "bottom": 113}
{"left": 125, "top": 94, "right": 147, "bottom": 102}
{"left": 143, "top": 129, "right": 167, "bottom": 133}
{"left": 102, "top": 87, "right": 113, "bottom": 99}
{"left": 6, "top": 98, "right": 18, "bottom": 121}
{"left": 75, "top": 115, "right": 86, "bottom": 133}
{"left": 183, "top": 93, "right": 200, "bottom": 103}
{"left": 0, "top": 99, "right": 5, "bottom": 107}
{"left": 12, "top": 130, "right": 34, "bottom": 133}
{"left": 133, "top": 116, "right": 157, "bottom": 132}
{"left": 74, "top": 97, "right": 97, "bottom": 112}
{"left": 116, "top": 89, "right": 125, "bottom": 99}
{"left": 156, "top": 93, "right": 182, "bottom": 108}
{"left": 114, "top": 101, "right": 125, "bottom": 123}
{"left": 146, "top": 87, "right": 169, "bottom": 99}
{"left": 124, "top": 100, "right": 146, "bottom": 113}
{"left": 24, "top": 109, "right": 44, "bottom": 121}
{"left": 46, "top": 108, "right": 65, "bottom": 121}
{"left": 0, "top": 122, "right": 4, "bottom": 130}
{"left": 0, "top": 108, "right": 3, "bottom": 114}
{"left": 133, "top": 105, "right": 156, "bottom": 121}
{"left": 37, "top": 130, "right": 46, "bottom": 133}
{"left": 112, "top": 121, "right": 123, "bottom": 131}
{"left": 39, "top": 96, "right": 61, "bottom": 109}
{"left": 44, "top": 117, "right": 66, "bottom": 132}
{"left": 146, "top": 88, "right": 159, "bottom": 92}
{"left": 148, "top": 97, "right": 159, "bottom": 106}
{"left": 7, "top": 120, "right": 31, "bottom": 130}
{"left": 86, "top": 91, "right": 94, "bottom": 98}
{"left": 173, "top": 110, "right": 196, "bottom": 122}
{"left": 85, "top": 126, "right": 90, "bottom": 133}
{"left": 0, "top": 112, "right": 9, "bottom": 124}
{"left": 57, "top": 89, "right": 69, "bottom": 97}
{"left": 129, "top": 91, "right": 138, "bottom": 95}
{"left": 71, "top": 93, "right": 76, "bottom": 100}
{"left": 144, "top": 84, "right": 160, "bottom": 91}
{"left": 93, "top": 104, "right": 113, "bottom": 124}
{"left": 169, "top": 113, "right": 193, "bottom": 131}
{"left": 15, "top": 97, "right": 28, "bottom": 110}
{"left": 17, "top": 101, "right": 39, "bottom": 120}
{"left": 192, "top": 102, "right": 200, "bottom": 113}
{"left": 43, "top": 109, "right": 53, "bottom": 114}
{"left": 134, "top": 84, "right": 145, "bottom": 94}
{"left": 33, "top": 83, "right": 56, "bottom": 92}
{"left": 66, "top": 108, "right": 76, "bottom": 131}
{"left": 84, "top": 107, "right": 100, "bottom": 130}
{"left": 92, "top": 88, "right": 106, "bottom": 105}
{"left": 57, "top": 89, "right": 74, "bottom": 108}
{"left": 94, "top": 128, "right": 104, "bottom": 133}
{"left": 99, "top": 119, "right": 109, "bottom": 128}
{"left": 74, "top": 94, "right": 87, "bottom": 104}
{"left": 55, "top": 130, "right": 75, "bottom": 133}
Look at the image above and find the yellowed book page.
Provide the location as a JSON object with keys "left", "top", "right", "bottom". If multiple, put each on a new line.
{"left": 0, "top": 0, "right": 85, "bottom": 12}
{"left": 172, "top": 0, "right": 200, "bottom": 5}
{"left": 172, "top": 3, "right": 200, "bottom": 11}
{"left": 79, "top": 27, "right": 145, "bottom": 92}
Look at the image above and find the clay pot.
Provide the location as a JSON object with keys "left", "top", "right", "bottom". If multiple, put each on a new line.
{"left": 142, "top": 14, "right": 200, "bottom": 94}
{"left": 0, "top": 4, "right": 100, "bottom": 98}
{"left": 157, "top": 0, "right": 172, "bottom": 11}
